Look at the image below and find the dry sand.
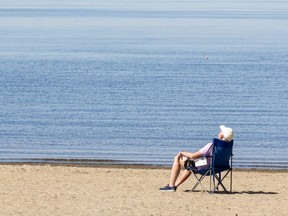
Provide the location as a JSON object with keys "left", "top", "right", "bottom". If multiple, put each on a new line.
{"left": 0, "top": 164, "right": 287, "bottom": 216}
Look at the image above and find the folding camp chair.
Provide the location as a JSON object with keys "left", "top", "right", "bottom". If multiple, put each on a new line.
{"left": 186, "top": 138, "right": 233, "bottom": 194}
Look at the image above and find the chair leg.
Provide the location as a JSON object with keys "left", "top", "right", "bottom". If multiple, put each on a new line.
{"left": 214, "top": 174, "right": 228, "bottom": 192}
{"left": 230, "top": 168, "right": 232, "bottom": 193}
{"left": 214, "top": 170, "right": 232, "bottom": 193}
{"left": 190, "top": 173, "right": 201, "bottom": 191}
{"left": 209, "top": 173, "right": 211, "bottom": 193}
{"left": 189, "top": 170, "right": 232, "bottom": 194}
{"left": 213, "top": 174, "right": 216, "bottom": 192}
{"left": 190, "top": 170, "right": 210, "bottom": 192}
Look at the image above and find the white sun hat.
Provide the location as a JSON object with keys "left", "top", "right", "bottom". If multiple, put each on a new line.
{"left": 220, "top": 125, "right": 234, "bottom": 141}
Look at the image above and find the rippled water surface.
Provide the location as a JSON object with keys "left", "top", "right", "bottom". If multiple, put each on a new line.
{"left": 0, "top": 0, "right": 288, "bottom": 169}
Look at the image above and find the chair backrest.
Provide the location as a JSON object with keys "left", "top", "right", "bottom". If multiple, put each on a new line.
{"left": 212, "top": 138, "right": 233, "bottom": 171}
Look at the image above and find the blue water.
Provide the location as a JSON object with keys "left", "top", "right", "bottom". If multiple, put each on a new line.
{"left": 0, "top": 0, "right": 288, "bottom": 169}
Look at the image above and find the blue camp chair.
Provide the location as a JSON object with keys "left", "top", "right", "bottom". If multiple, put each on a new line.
{"left": 186, "top": 138, "right": 233, "bottom": 194}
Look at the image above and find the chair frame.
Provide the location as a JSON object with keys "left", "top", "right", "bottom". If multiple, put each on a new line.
{"left": 187, "top": 139, "right": 233, "bottom": 194}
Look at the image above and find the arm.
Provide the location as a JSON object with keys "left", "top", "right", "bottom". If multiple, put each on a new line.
{"left": 179, "top": 151, "right": 203, "bottom": 160}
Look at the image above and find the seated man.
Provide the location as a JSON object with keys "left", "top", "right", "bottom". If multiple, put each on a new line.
{"left": 160, "top": 125, "right": 234, "bottom": 192}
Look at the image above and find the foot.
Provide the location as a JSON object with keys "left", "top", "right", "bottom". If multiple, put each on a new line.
{"left": 159, "top": 185, "right": 177, "bottom": 192}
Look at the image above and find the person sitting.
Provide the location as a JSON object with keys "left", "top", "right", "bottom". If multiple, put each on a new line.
{"left": 159, "top": 125, "right": 234, "bottom": 192}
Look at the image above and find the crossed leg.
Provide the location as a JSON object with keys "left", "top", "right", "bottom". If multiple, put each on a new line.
{"left": 168, "top": 154, "right": 191, "bottom": 188}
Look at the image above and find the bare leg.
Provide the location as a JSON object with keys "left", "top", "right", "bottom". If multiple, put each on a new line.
{"left": 168, "top": 154, "right": 183, "bottom": 187}
{"left": 164, "top": 150, "right": 203, "bottom": 189}
{"left": 175, "top": 170, "right": 191, "bottom": 187}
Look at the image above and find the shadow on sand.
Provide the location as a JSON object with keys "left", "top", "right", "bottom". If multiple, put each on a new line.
{"left": 231, "top": 191, "right": 278, "bottom": 195}
{"left": 185, "top": 190, "right": 278, "bottom": 195}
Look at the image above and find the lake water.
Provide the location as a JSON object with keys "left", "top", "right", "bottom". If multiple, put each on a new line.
{"left": 0, "top": 0, "right": 288, "bottom": 169}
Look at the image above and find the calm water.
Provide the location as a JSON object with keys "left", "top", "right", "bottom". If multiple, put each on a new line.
{"left": 0, "top": 0, "right": 288, "bottom": 169}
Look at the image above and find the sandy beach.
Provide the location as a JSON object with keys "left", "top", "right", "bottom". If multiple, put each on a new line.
{"left": 0, "top": 164, "right": 287, "bottom": 216}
